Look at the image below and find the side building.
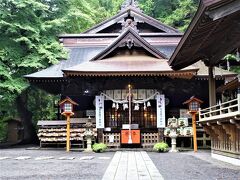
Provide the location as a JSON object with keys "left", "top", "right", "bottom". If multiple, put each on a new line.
{"left": 169, "top": 0, "right": 240, "bottom": 165}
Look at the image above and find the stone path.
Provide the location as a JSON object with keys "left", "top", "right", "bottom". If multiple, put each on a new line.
{"left": 102, "top": 151, "right": 164, "bottom": 180}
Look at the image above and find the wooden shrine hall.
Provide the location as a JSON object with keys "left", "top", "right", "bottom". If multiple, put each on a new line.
{"left": 169, "top": 0, "right": 240, "bottom": 165}
{"left": 26, "top": 0, "right": 238, "bottom": 149}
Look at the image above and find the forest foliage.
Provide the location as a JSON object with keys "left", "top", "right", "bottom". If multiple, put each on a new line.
{"left": 0, "top": 0, "right": 238, "bottom": 142}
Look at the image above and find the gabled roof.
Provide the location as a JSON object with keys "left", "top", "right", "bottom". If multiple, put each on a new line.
{"left": 169, "top": 0, "right": 240, "bottom": 70}
{"left": 91, "top": 27, "right": 167, "bottom": 60}
{"left": 84, "top": 6, "right": 180, "bottom": 34}
{"left": 183, "top": 96, "right": 204, "bottom": 105}
{"left": 59, "top": 97, "right": 78, "bottom": 106}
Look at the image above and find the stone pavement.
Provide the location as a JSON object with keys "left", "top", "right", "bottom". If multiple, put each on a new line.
{"left": 1, "top": 148, "right": 240, "bottom": 180}
{"left": 102, "top": 151, "right": 164, "bottom": 180}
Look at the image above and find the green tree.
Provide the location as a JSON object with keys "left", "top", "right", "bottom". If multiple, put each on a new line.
{"left": 159, "top": 0, "right": 199, "bottom": 32}
{"left": 0, "top": 0, "right": 68, "bottom": 143}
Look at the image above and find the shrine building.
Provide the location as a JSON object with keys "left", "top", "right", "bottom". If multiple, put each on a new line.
{"left": 25, "top": 0, "right": 237, "bottom": 149}
{"left": 169, "top": 0, "right": 240, "bottom": 165}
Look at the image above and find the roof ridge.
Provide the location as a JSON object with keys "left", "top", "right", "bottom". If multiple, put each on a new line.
{"left": 120, "top": 0, "right": 142, "bottom": 12}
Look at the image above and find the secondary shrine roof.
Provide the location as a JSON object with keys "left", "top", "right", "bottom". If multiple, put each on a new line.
{"left": 63, "top": 53, "right": 198, "bottom": 78}
{"left": 169, "top": 0, "right": 240, "bottom": 70}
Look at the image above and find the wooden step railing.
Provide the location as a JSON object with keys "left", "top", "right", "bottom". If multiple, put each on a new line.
{"left": 199, "top": 96, "right": 240, "bottom": 122}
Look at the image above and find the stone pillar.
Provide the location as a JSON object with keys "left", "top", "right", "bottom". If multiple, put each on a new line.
{"left": 169, "top": 129, "right": 178, "bottom": 152}
{"left": 208, "top": 66, "right": 216, "bottom": 106}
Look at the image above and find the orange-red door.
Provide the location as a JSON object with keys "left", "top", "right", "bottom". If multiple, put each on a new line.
{"left": 121, "top": 129, "right": 141, "bottom": 144}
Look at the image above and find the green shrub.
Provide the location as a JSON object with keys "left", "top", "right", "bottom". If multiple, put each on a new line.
{"left": 92, "top": 143, "right": 107, "bottom": 153}
{"left": 153, "top": 142, "right": 169, "bottom": 152}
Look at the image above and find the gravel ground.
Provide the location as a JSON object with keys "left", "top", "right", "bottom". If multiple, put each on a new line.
{"left": 148, "top": 150, "right": 240, "bottom": 180}
{"left": 0, "top": 147, "right": 114, "bottom": 180}
{"left": 1, "top": 147, "right": 239, "bottom": 180}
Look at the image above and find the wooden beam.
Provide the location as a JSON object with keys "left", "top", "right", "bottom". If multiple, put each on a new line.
{"left": 208, "top": 66, "right": 216, "bottom": 106}
{"left": 205, "top": 0, "right": 240, "bottom": 21}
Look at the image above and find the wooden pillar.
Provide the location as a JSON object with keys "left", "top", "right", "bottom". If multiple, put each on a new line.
{"left": 208, "top": 66, "right": 216, "bottom": 106}
{"left": 158, "top": 128, "right": 164, "bottom": 142}
{"left": 238, "top": 84, "right": 240, "bottom": 112}
{"left": 191, "top": 112, "right": 197, "bottom": 152}
{"left": 66, "top": 115, "right": 71, "bottom": 152}
{"left": 97, "top": 129, "right": 104, "bottom": 143}
{"left": 211, "top": 125, "right": 224, "bottom": 150}
{"left": 223, "top": 124, "right": 236, "bottom": 152}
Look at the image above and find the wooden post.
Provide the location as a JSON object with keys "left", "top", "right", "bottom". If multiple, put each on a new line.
{"left": 128, "top": 84, "right": 132, "bottom": 144}
{"left": 97, "top": 129, "right": 104, "bottom": 143}
{"left": 208, "top": 66, "right": 216, "bottom": 106}
{"left": 238, "top": 86, "right": 240, "bottom": 112}
{"left": 158, "top": 128, "right": 164, "bottom": 142}
{"left": 191, "top": 112, "right": 197, "bottom": 152}
{"left": 66, "top": 115, "right": 71, "bottom": 152}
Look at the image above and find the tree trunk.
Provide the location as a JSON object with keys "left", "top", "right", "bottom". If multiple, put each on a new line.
{"left": 16, "top": 89, "right": 38, "bottom": 144}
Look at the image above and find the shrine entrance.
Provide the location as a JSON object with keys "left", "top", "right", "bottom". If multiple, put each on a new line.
{"left": 95, "top": 88, "right": 166, "bottom": 148}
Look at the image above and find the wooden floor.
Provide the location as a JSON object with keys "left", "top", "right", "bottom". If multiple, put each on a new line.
{"left": 102, "top": 151, "right": 164, "bottom": 180}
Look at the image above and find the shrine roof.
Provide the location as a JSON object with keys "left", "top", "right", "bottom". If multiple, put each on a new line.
{"left": 169, "top": 0, "right": 240, "bottom": 70}
{"left": 24, "top": 45, "right": 176, "bottom": 79}
{"left": 62, "top": 53, "right": 198, "bottom": 78}
{"left": 25, "top": 46, "right": 237, "bottom": 80}
{"left": 192, "top": 61, "right": 237, "bottom": 80}
{"left": 24, "top": 47, "right": 105, "bottom": 78}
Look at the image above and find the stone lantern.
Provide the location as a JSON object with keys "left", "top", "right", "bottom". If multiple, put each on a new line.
{"left": 83, "top": 117, "right": 95, "bottom": 152}
{"left": 167, "top": 117, "right": 179, "bottom": 152}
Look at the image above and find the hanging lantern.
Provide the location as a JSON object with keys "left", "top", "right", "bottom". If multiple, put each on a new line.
{"left": 112, "top": 102, "right": 116, "bottom": 108}
{"left": 147, "top": 101, "right": 151, "bottom": 107}
{"left": 144, "top": 102, "right": 147, "bottom": 110}
{"left": 123, "top": 103, "right": 128, "bottom": 110}
{"left": 116, "top": 103, "right": 119, "bottom": 110}
{"left": 134, "top": 103, "right": 139, "bottom": 110}
{"left": 236, "top": 49, "right": 240, "bottom": 62}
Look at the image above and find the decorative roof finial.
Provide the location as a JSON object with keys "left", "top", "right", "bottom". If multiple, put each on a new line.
{"left": 121, "top": 0, "right": 142, "bottom": 12}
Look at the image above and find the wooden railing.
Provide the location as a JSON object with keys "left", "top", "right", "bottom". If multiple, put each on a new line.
{"left": 199, "top": 96, "right": 240, "bottom": 122}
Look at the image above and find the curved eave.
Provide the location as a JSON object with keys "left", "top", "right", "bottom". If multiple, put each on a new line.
{"left": 63, "top": 70, "right": 197, "bottom": 79}
{"left": 26, "top": 77, "right": 67, "bottom": 83}
{"left": 25, "top": 77, "right": 67, "bottom": 95}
